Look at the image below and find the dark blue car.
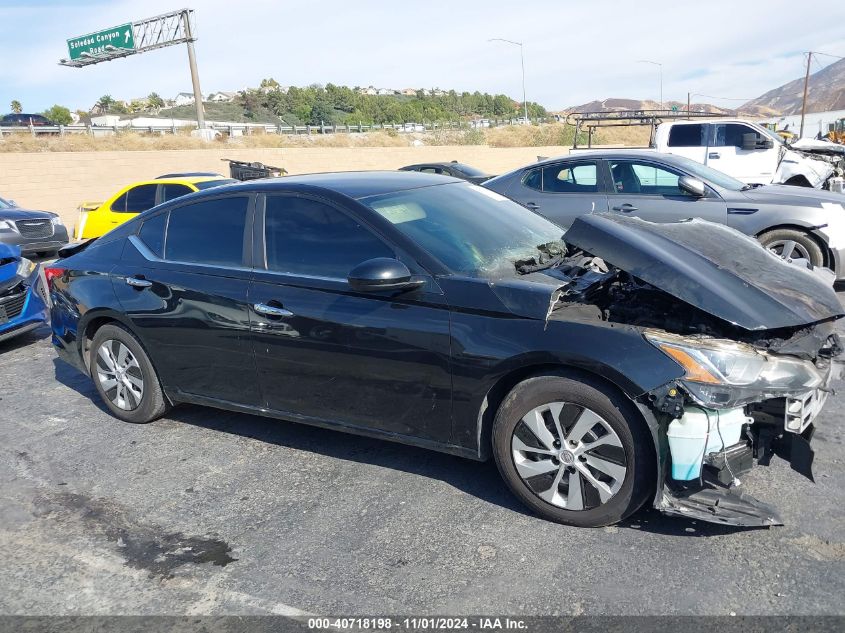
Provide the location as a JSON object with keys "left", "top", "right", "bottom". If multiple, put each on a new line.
{"left": 0, "top": 243, "right": 48, "bottom": 343}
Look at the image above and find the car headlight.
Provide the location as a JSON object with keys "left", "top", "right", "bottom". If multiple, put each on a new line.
{"left": 16, "top": 257, "right": 36, "bottom": 278}
{"left": 645, "top": 330, "right": 822, "bottom": 408}
{"left": 50, "top": 216, "right": 62, "bottom": 226}
{"left": 0, "top": 219, "right": 15, "bottom": 231}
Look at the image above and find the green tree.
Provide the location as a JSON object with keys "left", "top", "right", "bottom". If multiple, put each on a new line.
{"left": 10, "top": 100, "right": 22, "bottom": 114}
{"left": 43, "top": 105, "right": 72, "bottom": 125}
{"left": 96, "top": 95, "right": 115, "bottom": 112}
{"left": 147, "top": 92, "right": 165, "bottom": 111}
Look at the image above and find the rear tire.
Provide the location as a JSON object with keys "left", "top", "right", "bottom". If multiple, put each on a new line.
{"left": 492, "top": 373, "right": 654, "bottom": 527}
{"left": 758, "top": 228, "right": 824, "bottom": 268}
{"left": 89, "top": 323, "right": 169, "bottom": 424}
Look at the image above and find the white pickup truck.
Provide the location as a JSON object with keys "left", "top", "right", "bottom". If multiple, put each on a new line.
{"left": 653, "top": 119, "right": 845, "bottom": 192}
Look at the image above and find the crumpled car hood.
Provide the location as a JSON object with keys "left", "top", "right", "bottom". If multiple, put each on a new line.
{"left": 562, "top": 214, "right": 844, "bottom": 331}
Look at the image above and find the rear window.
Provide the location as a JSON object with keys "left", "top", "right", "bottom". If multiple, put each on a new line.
{"left": 667, "top": 124, "right": 706, "bottom": 147}
{"left": 452, "top": 163, "right": 489, "bottom": 178}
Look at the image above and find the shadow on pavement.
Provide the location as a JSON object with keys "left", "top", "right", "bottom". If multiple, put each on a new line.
{"left": 50, "top": 359, "right": 756, "bottom": 536}
{"left": 0, "top": 323, "right": 50, "bottom": 353}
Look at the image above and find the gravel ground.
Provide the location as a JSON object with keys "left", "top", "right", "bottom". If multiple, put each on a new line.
{"left": 1, "top": 314, "right": 843, "bottom": 616}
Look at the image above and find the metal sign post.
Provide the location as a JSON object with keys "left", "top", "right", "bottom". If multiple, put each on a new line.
{"left": 60, "top": 8, "right": 205, "bottom": 129}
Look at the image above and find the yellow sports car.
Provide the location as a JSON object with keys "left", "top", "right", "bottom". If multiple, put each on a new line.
{"left": 74, "top": 174, "right": 236, "bottom": 239}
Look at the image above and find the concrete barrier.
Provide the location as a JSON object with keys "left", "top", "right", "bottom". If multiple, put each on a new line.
{"left": 0, "top": 145, "right": 568, "bottom": 227}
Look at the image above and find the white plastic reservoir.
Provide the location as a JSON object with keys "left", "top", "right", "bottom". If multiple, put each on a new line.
{"left": 667, "top": 407, "right": 750, "bottom": 481}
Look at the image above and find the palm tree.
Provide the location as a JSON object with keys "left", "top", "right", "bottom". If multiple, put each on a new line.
{"left": 96, "top": 95, "right": 115, "bottom": 113}
{"left": 147, "top": 92, "right": 165, "bottom": 112}
{"left": 10, "top": 100, "right": 22, "bottom": 114}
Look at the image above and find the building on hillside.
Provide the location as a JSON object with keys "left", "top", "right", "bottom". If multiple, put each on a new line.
{"left": 376, "top": 88, "right": 394, "bottom": 96}
{"left": 358, "top": 86, "right": 378, "bottom": 96}
{"left": 400, "top": 88, "right": 417, "bottom": 96}
{"left": 208, "top": 91, "right": 238, "bottom": 103}
{"left": 173, "top": 92, "right": 205, "bottom": 106}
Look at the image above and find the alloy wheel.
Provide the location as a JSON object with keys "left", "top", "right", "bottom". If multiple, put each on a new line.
{"left": 95, "top": 340, "right": 145, "bottom": 411}
{"left": 766, "top": 239, "right": 812, "bottom": 265}
{"left": 511, "top": 402, "right": 627, "bottom": 511}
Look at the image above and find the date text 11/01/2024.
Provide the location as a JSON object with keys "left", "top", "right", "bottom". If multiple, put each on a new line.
{"left": 307, "top": 617, "right": 528, "bottom": 630}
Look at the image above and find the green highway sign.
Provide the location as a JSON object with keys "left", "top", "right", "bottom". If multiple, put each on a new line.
{"left": 67, "top": 23, "right": 135, "bottom": 60}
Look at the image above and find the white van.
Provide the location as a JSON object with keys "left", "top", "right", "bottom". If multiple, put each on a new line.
{"left": 654, "top": 119, "right": 844, "bottom": 191}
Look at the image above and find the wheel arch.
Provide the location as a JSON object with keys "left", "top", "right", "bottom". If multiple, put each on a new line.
{"left": 756, "top": 223, "right": 834, "bottom": 270}
{"left": 474, "top": 361, "right": 656, "bottom": 463}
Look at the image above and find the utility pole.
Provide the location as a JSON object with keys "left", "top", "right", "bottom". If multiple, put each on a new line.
{"left": 182, "top": 10, "right": 205, "bottom": 129}
{"left": 687, "top": 92, "right": 691, "bottom": 119}
{"left": 489, "top": 38, "right": 529, "bottom": 122}
{"left": 799, "top": 51, "right": 811, "bottom": 139}
{"left": 637, "top": 60, "right": 663, "bottom": 110}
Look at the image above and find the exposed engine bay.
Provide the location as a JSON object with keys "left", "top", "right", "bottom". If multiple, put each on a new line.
{"left": 784, "top": 140, "right": 845, "bottom": 191}
{"left": 515, "top": 213, "right": 845, "bottom": 526}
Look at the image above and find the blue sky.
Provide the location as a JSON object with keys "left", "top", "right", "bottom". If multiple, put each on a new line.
{"left": 1, "top": 0, "right": 844, "bottom": 113}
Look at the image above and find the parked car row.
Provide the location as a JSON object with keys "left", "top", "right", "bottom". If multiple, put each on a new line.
{"left": 483, "top": 150, "right": 845, "bottom": 279}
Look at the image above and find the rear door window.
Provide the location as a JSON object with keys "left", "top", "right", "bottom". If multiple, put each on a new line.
{"left": 667, "top": 124, "right": 706, "bottom": 147}
{"left": 540, "top": 162, "right": 599, "bottom": 193}
{"left": 111, "top": 184, "right": 158, "bottom": 213}
{"left": 165, "top": 196, "right": 249, "bottom": 266}
{"left": 161, "top": 183, "right": 194, "bottom": 202}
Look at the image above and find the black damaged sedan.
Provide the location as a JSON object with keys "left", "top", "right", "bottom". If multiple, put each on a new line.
{"left": 48, "top": 172, "right": 843, "bottom": 527}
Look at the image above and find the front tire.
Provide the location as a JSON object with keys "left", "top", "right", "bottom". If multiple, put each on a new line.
{"left": 492, "top": 374, "right": 654, "bottom": 527}
{"left": 759, "top": 228, "right": 824, "bottom": 268}
{"left": 89, "top": 323, "right": 169, "bottom": 424}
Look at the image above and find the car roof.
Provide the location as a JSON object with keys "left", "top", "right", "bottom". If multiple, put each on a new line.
{"left": 203, "top": 171, "right": 463, "bottom": 199}
{"left": 529, "top": 149, "right": 664, "bottom": 166}
{"left": 140, "top": 175, "right": 229, "bottom": 185}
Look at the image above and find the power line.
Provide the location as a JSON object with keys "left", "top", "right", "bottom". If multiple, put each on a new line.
{"left": 689, "top": 93, "right": 755, "bottom": 101}
{"left": 812, "top": 50, "right": 845, "bottom": 60}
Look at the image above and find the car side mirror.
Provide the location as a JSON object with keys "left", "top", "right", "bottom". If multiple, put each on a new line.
{"left": 678, "top": 176, "right": 706, "bottom": 197}
{"left": 742, "top": 133, "right": 771, "bottom": 151}
{"left": 348, "top": 258, "right": 426, "bottom": 293}
{"left": 8, "top": 199, "right": 17, "bottom": 207}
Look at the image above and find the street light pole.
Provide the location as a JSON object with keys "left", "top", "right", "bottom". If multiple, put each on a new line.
{"left": 489, "top": 38, "right": 529, "bottom": 122}
{"left": 637, "top": 60, "right": 663, "bottom": 110}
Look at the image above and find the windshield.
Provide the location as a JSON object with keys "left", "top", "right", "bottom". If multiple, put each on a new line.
{"left": 361, "top": 182, "right": 564, "bottom": 276}
{"left": 669, "top": 154, "right": 749, "bottom": 191}
{"left": 0, "top": 197, "right": 13, "bottom": 209}
{"left": 754, "top": 124, "right": 785, "bottom": 146}
{"left": 194, "top": 178, "right": 238, "bottom": 190}
{"left": 452, "top": 163, "right": 489, "bottom": 178}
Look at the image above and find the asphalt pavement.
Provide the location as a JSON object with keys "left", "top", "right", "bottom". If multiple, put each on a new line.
{"left": 1, "top": 310, "right": 844, "bottom": 616}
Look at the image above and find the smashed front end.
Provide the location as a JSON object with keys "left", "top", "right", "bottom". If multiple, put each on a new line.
{"left": 544, "top": 214, "right": 844, "bottom": 526}
{"left": 776, "top": 142, "right": 845, "bottom": 190}
{"left": 0, "top": 243, "right": 48, "bottom": 343}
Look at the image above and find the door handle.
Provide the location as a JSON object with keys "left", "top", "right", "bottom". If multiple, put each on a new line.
{"left": 611, "top": 203, "right": 638, "bottom": 212}
{"left": 525, "top": 202, "right": 540, "bottom": 210}
{"left": 125, "top": 276, "right": 152, "bottom": 288}
{"left": 708, "top": 152, "right": 720, "bottom": 159}
{"left": 254, "top": 303, "right": 294, "bottom": 318}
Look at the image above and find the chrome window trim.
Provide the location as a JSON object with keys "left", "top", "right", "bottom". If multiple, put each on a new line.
{"left": 128, "top": 234, "right": 252, "bottom": 273}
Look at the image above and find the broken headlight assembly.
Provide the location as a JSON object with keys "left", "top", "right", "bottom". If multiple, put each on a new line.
{"left": 16, "top": 257, "right": 36, "bottom": 278}
{"left": 645, "top": 331, "right": 822, "bottom": 408}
